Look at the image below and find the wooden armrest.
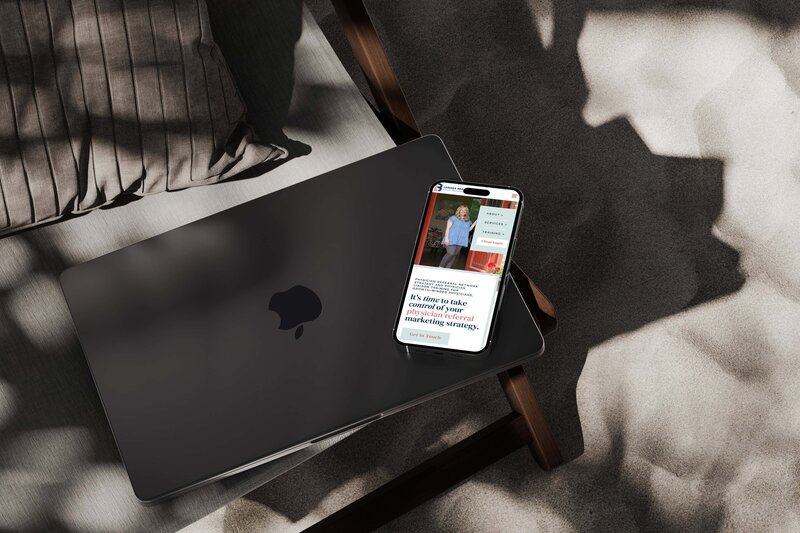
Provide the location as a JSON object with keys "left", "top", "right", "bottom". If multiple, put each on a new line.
{"left": 329, "top": 0, "right": 557, "bottom": 335}
{"left": 510, "top": 261, "right": 557, "bottom": 335}
{"left": 330, "top": 0, "right": 420, "bottom": 142}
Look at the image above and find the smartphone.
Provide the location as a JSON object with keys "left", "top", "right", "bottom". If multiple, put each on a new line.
{"left": 393, "top": 180, "right": 524, "bottom": 354}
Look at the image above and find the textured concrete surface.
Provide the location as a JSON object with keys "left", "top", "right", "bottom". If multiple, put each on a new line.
{"left": 185, "top": 1, "right": 800, "bottom": 531}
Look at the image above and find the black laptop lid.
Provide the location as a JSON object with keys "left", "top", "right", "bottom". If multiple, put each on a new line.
{"left": 60, "top": 135, "right": 545, "bottom": 502}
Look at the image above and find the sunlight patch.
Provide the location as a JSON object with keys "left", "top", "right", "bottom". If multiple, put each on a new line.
{"left": 7, "top": 275, "right": 75, "bottom": 353}
{"left": 0, "top": 238, "right": 33, "bottom": 289}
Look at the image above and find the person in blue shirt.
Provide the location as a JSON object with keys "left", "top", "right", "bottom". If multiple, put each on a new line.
{"left": 439, "top": 205, "right": 476, "bottom": 268}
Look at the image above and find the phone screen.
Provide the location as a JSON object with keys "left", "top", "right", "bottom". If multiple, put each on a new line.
{"left": 394, "top": 181, "right": 523, "bottom": 353}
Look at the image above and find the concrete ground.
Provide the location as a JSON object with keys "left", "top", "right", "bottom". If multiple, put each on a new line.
{"left": 187, "top": 1, "right": 800, "bottom": 530}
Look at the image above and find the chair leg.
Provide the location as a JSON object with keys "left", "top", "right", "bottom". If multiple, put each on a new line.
{"left": 498, "top": 365, "right": 563, "bottom": 470}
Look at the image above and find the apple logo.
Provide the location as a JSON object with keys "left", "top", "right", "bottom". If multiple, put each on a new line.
{"left": 268, "top": 285, "right": 322, "bottom": 340}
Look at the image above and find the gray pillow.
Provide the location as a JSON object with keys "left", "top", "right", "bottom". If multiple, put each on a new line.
{"left": 0, "top": 0, "right": 284, "bottom": 235}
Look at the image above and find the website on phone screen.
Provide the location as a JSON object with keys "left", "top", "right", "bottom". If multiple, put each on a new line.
{"left": 396, "top": 182, "right": 520, "bottom": 352}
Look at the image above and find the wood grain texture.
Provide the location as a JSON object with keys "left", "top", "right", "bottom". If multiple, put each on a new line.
{"left": 499, "top": 365, "right": 563, "bottom": 470}
{"left": 330, "top": 0, "right": 420, "bottom": 143}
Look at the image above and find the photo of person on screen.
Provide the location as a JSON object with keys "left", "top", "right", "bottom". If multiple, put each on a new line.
{"left": 439, "top": 205, "right": 477, "bottom": 268}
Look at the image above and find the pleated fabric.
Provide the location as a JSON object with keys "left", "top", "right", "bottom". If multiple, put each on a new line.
{"left": 0, "top": 0, "right": 284, "bottom": 234}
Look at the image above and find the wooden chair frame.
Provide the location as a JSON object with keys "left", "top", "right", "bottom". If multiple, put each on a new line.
{"left": 304, "top": 2, "right": 564, "bottom": 530}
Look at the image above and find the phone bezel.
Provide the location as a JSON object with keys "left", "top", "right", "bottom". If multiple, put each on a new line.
{"left": 392, "top": 180, "right": 525, "bottom": 355}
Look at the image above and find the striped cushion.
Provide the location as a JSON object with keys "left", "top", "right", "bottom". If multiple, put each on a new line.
{"left": 0, "top": 0, "right": 284, "bottom": 235}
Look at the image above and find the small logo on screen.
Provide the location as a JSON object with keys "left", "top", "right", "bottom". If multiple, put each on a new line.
{"left": 511, "top": 193, "right": 518, "bottom": 199}
{"left": 433, "top": 183, "right": 443, "bottom": 192}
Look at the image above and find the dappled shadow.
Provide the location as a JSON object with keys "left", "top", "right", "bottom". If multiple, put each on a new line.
{"left": 235, "top": 0, "right": 775, "bottom": 530}
{"left": 588, "top": 0, "right": 800, "bottom": 26}
{"left": 0, "top": 0, "right": 306, "bottom": 530}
